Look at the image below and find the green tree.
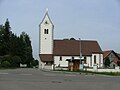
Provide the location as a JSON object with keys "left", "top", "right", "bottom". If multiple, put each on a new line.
{"left": 0, "top": 19, "right": 34, "bottom": 68}
{"left": 20, "top": 32, "right": 33, "bottom": 67}
{"left": 117, "top": 61, "right": 120, "bottom": 66}
{"left": 104, "top": 57, "right": 110, "bottom": 68}
{"left": 70, "top": 37, "right": 76, "bottom": 40}
{"left": 31, "top": 60, "right": 39, "bottom": 67}
{"left": 3, "top": 19, "right": 11, "bottom": 55}
{"left": 0, "top": 25, "right": 6, "bottom": 55}
{"left": 1, "top": 61, "right": 11, "bottom": 68}
{"left": 11, "top": 56, "right": 21, "bottom": 67}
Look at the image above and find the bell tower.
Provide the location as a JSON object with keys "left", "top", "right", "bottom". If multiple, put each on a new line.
{"left": 39, "top": 9, "right": 54, "bottom": 55}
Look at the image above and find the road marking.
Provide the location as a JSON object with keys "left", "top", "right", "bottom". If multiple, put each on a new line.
{"left": 65, "top": 74, "right": 76, "bottom": 77}
{"left": 44, "top": 74, "right": 56, "bottom": 76}
{"left": 0, "top": 73, "right": 9, "bottom": 75}
{"left": 20, "top": 74, "right": 32, "bottom": 76}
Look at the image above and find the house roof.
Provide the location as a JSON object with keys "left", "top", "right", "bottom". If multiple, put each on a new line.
{"left": 103, "top": 50, "right": 120, "bottom": 59}
{"left": 54, "top": 40, "right": 102, "bottom": 56}
{"left": 103, "top": 50, "right": 113, "bottom": 59}
{"left": 39, "top": 54, "right": 53, "bottom": 62}
{"left": 111, "top": 59, "right": 120, "bottom": 64}
{"left": 40, "top": 40, "right": 102, "bottom": 62}
{"left": 117, "top": 53, "right": 120, "bottom": 58}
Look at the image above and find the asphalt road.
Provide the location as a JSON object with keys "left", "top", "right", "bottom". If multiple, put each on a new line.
{"left": 0, "top": 68, "right": 120, "bottom": 90}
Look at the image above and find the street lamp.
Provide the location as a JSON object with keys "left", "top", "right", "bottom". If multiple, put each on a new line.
{"left": 79, "top": 38, "right": 83, "bottom": 70}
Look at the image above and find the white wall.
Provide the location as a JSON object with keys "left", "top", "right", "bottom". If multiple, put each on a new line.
{"left": 54, "top": 56, "right": 84, "bottom": 67}
{"left": 54, "top": 54, "right": 103, "bottom": 68}
{"left": 87, "top": 67, "right": 120, "bottom": 72}
{"left": 84, "top": 56, "right": 91, "bottom": 67}
{"left": 54, "top": 56, "right": 69, "bottom": 67}
{"left": 92, "top": 54, "right": 103, "bottom": 67}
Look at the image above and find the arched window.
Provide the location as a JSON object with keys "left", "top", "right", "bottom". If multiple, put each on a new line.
{"left": 44, "top": 29, "right": 49, "bottom": 34}
{"left": 94, "top": 55, "right": 96, "bottom": 64}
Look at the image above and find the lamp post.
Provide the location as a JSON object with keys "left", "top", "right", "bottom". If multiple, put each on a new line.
{"left": 79, "top": 38, "right": 83, "bottom": 70}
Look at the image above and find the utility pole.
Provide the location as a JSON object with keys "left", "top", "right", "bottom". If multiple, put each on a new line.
{"left": 79, "top": 38, "right": 83, "bottom": 70}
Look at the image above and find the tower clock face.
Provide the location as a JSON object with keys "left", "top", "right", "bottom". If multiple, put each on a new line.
{"left": 44, "top": 21, "right": 49, "bottom": 25}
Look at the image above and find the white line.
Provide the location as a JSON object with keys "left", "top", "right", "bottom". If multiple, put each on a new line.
{"left": 65, "top": 74, "right": 76, "bottom": 77}
{"left": 20, "top": 74, "right": 32, "bottom": 76}
{"left": 44, "top": 74, "right": 56, "bottom": 76}
{"left": 0, "top": 73, "right": 9, "bottom": 75}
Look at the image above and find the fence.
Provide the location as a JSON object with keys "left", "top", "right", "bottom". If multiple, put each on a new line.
{"left": 87, "top": 66, "right": 120, "bottom": 72}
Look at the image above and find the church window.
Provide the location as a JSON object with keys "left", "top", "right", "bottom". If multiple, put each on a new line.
{"left": 84, "top": 57, "right": 86, "bottom": 63}
{"left": 72, "top": 57, "right": 74, "bottom": 60}
{"left": 60, "top": 56, "right": 62, "bottom": 61}
{"left": 44, "top": 29, "right": 49, "bottom": 34}
{"left": 94, "top": 55, "right": 96, "bottom": 64}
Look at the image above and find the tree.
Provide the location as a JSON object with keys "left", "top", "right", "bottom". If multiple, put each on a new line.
{"left": 0, "top": 19, "right": 11, "bottom": 55}
{"left": 31, "top": 60, "right": 39, "bottom": 67}
{"left": 0, "top": 25, "right": 6, "bottom": 55}
{"left": 104, "top": 57, "right": 110, "bottom": 68}
{"left": 11, "top": 56, "right": 21, "bottom": 67}
{"left": 117, "top": 61, "right": 120, "bottom": 66}
{"left": 20, "top": 32, "right": 33, "bottom": 67}
{"left": 63, "top": 38, "right": 69, "bottom": 40}
{"left": 70, "top": 37, "right": 76, "bottom": 40}
{"left": 1, "top": 61, "right": 11, "bottom": 68}
{"left": 0, "top": 19, "right": 34, "bottom": 68}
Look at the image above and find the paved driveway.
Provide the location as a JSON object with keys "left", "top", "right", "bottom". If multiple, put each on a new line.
{"left": 0, "top": 68, "right": 120, "bottom": 90}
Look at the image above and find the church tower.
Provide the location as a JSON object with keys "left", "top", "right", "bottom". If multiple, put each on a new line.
{"left": 39, "top": 9, "right": 54, "bottom": 55}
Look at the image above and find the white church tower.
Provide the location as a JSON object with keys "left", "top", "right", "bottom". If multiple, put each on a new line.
{"left": 39, "top": 9, "right": 54, "bottom": 55}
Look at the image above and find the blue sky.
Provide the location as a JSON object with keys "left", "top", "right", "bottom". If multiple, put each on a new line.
{"left": 0, "top": 0, "right": 120, "bottom": 59}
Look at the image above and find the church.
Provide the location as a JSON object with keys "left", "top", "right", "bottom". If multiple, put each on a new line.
{"left": 39, "top": 10, "right": 103, "bottom": 70}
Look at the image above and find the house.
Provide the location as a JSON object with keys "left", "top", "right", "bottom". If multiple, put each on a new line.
{"left": 103, "top": 50, "right": 120, "bottom": 68}
{"left": 117, "top": 53, "right": 120, "bottom": 58}
{"left": 39, "top": 10, "right": 103, "bottom": 70}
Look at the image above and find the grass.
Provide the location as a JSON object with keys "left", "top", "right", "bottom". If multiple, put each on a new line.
{"left": 55, "top": 69, "right": 120, "bottom": 76}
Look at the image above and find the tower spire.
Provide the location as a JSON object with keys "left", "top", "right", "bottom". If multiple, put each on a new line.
{"left": 46, "top": 8, "right": 48, "bottom": 13}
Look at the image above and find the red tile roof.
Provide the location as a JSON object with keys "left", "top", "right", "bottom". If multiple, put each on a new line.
{"left": 112, "top": 59, "right": 120, "bottom": 64}
{"left": 54, "top": 40, "right": 102, "bottom": 56}
{"left": 39, "top": 54, "right": 53, "bottom": 62}
{"left": 103, "top": 50, "right": 120, "bottom": 60}
{"left": 103, "top": 50, "right": 113, "bottom": 59}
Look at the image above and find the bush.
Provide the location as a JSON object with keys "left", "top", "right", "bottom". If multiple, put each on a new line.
{"left": 0, "top": 55, "right": 21, "bottom": 68}
{"left": 11, "top": 56, "right": 21, "bottom": 67}
{"left": 31, "top": 60, "right": 39, "bottom": 67}
{"left": 1, "top": 61, "right": 11, "bottom": 67}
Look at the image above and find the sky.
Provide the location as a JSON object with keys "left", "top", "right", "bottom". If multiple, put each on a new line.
{"left": 0, "top": 0, "right": 120, "bottom": 59}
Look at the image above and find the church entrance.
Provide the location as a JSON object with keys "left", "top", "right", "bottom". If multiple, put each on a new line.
{"left": 67, "top": 59, "right": 80, "bottom": 71}
{"left": 73, "top": 60, "right": 80, "bottom": 71}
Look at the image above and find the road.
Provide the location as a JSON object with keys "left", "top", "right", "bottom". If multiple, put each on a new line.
{"left": 0, "top": 68, "right": 120, "bottom": 90}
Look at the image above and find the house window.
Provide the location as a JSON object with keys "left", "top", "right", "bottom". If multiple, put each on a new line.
{"left": 84, "top": 57, "right": 86, "bottom": 63}
{"left": 60, "top": 56, "right": 62, "bottom": 61}
{"left": 44, "top": 29, "right": 48, "bottom": 34}
{"left": 94, "top": 55, "right": 96, "bottom": 64}
{"left": 72, "top": 57, "right": 74, "bottom": 60}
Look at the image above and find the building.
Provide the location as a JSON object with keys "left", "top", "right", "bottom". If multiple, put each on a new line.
{"left": 39, "top": 10, "right": 103, "bottom": 70}
{"left": 103, "top": 50, "right": 120, "bottom": 68}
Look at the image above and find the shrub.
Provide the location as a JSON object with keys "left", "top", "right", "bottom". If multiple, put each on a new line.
{"left": 1, "top": 61, "right": 11, "bottom": 67}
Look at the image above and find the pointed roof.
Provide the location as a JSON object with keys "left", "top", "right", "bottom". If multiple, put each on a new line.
{"left": 117, "top": 53, "right": 120, "bottom": 58}
{"left": 103, "top": 50, "right": 120, "bottom": 59}
{"left": 40, "top": 9, "right": 53, "bottom": 25}
{"left": 103, "top": 50, "right": 113, "bottom": 59}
